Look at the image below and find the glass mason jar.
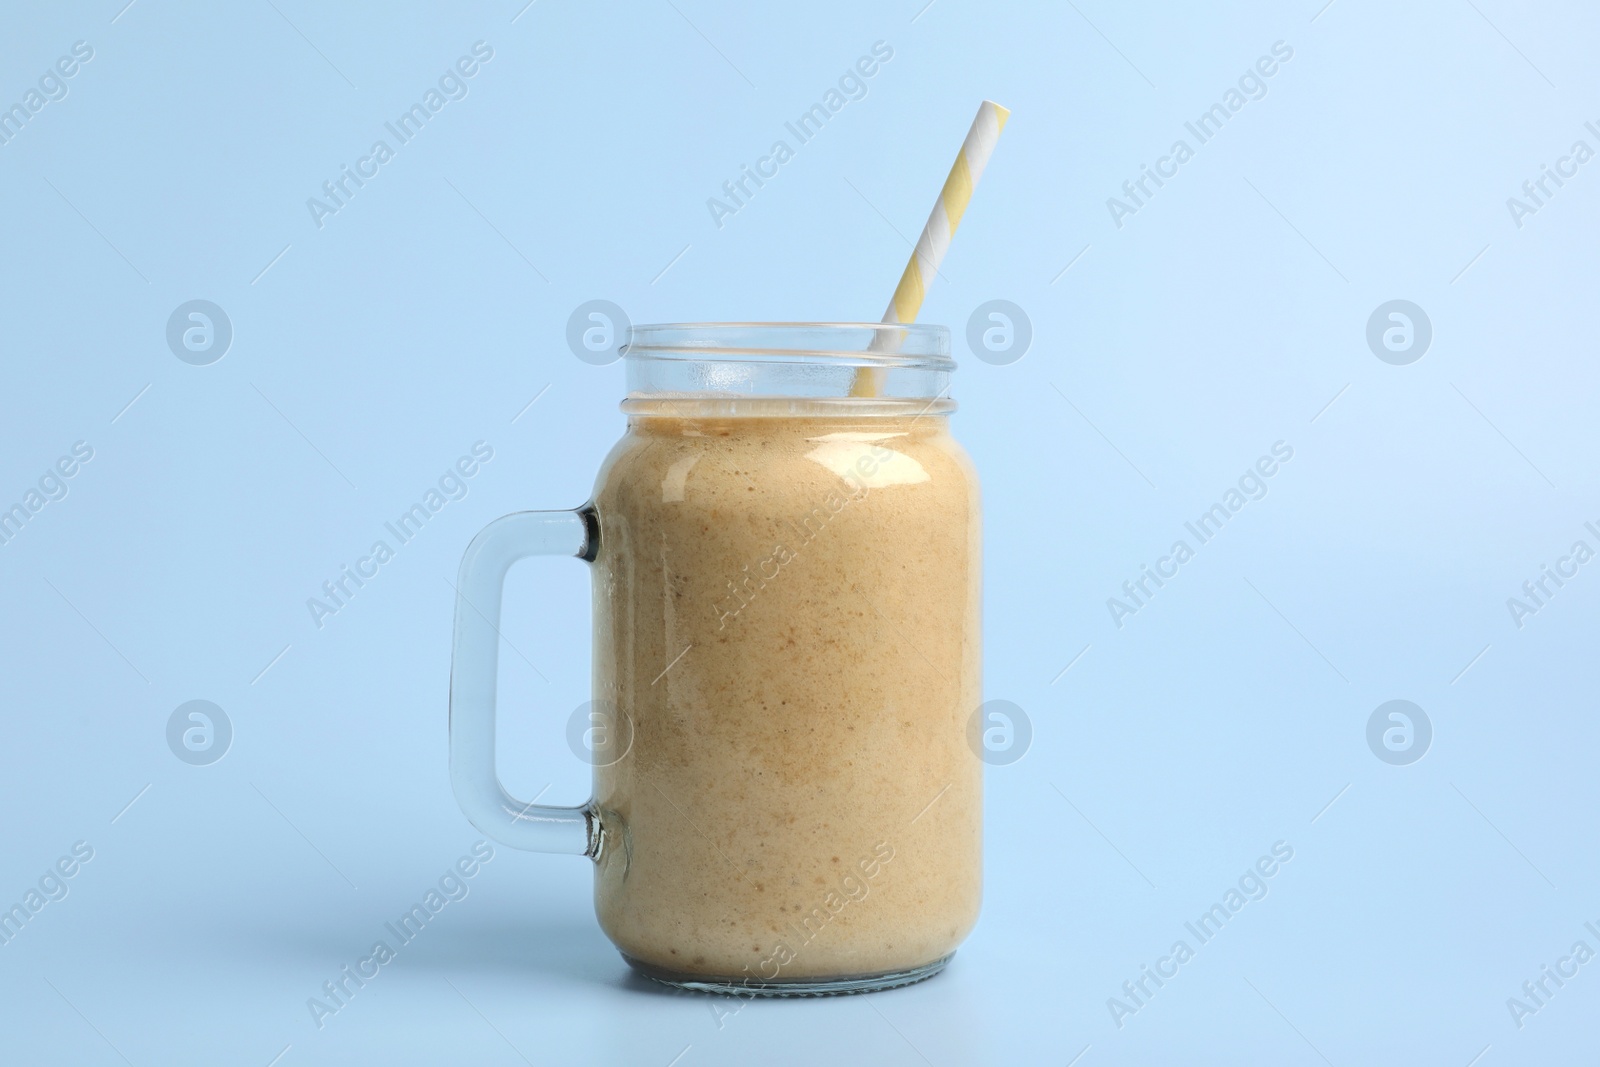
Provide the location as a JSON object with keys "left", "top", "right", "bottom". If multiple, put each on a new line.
{"left": 449, "top": 323, "right": 981, "bottom": 995}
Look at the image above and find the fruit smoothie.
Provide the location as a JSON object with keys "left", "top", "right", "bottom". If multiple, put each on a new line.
{"left": 589, "top": 399, "right": 981, "bottom": 984}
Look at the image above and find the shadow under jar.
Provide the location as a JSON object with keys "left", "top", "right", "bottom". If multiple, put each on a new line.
{"left": 449, "top": 323, "right": 982, "bottom": 995}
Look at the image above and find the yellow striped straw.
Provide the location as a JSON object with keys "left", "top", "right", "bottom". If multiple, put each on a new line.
{"left": 852, "top": 99, "right": 1010, "bottom": 397}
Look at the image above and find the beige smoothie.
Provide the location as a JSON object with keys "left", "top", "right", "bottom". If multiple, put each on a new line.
{"left": 589, "top": 399, "right": 981, "bottom": 984}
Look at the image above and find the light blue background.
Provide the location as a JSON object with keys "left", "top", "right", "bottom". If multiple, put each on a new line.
{"left": 2, "top": 1, "right": 1596, "bottom": 1064}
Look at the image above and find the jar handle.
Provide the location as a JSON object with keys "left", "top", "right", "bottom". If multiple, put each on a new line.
{"left": 449, "top": 506, "right": 600, "bottom": 856}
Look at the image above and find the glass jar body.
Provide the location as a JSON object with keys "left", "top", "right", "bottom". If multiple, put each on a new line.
{"left": 589, "top": 401, "right": 982, "bottom": 991}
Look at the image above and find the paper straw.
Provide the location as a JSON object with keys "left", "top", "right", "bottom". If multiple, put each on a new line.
{"left": 852, "top": 99, "right": 1010, "bottom": 397}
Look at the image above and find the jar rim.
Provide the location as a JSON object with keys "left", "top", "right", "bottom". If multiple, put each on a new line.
{"left": 624, "top": 322, "right": 953, "bottom": 369}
